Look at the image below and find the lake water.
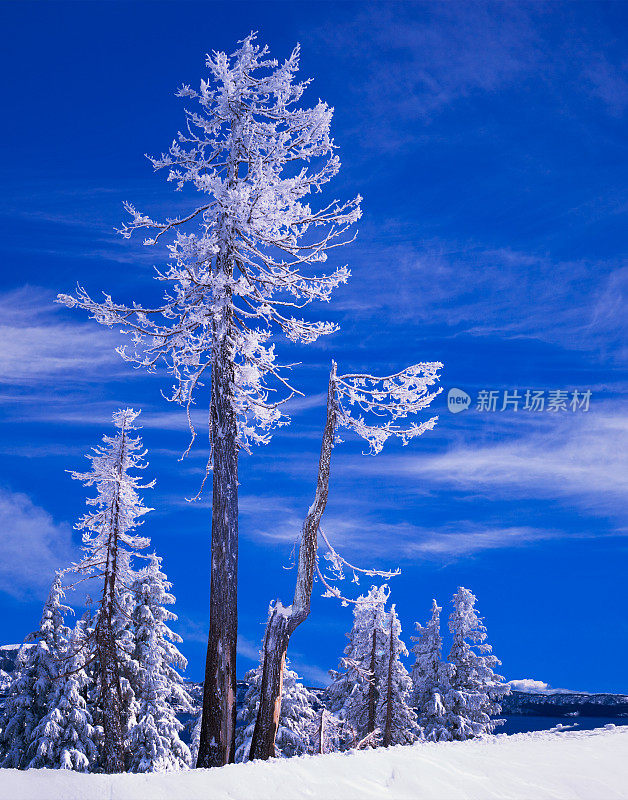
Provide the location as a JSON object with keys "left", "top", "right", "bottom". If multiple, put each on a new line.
{"left": 500, "top": 716, "right": 628, "bottom": 736}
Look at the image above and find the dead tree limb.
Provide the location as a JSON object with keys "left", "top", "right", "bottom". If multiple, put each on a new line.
{"left": 249, "top": 359, "right": 441, "bottom": 760}
{"left": 249, "top": 365, "right": 338, "bottom": 760}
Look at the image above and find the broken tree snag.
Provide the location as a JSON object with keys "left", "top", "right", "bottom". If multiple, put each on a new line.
{"left": 249, "top": 358, "right": 442, "bottom": 760}
{"left": 249, "top": 367, "right": 338, "bottom": 761}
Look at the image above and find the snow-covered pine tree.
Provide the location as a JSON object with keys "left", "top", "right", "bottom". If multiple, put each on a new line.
{"left": 0, "top": 574, "right": 70, "bottom": 768}
{"left": 275, "top": 666, "right": 319, "bottom": 758}
{"left": 69, "top": 408, "right": 153, "bottom": 772}
{"left": 444, "top": 587, "right": 509, "bottom": 740}
{"left": 327, "top": 586, "right": 390, "bottom": 743}
{"left": 189, "top": 707, "right": 203, "bottom": 767}
{"left": 126, "top": 553, "right": 193, "bottom": 772}
{"left": 59, "top": 33, "right": 362, "bottom": 768}
{"left": 378, "top": 606, "right": 420, "bottom": 747}
{"left": 76, "top": 598, "right": 108, "bottom": 770}
{"left": 411, "top": 599, "right": 451, "bottom": 742}
{"left": 110, "top": 582, "right": 141, "bottom": 759}
{"left": 27, "top": 620, "right": 100, "bottom": 771}
{"left": 235, "top": 658, "right": 317, "bottom": 762}
{"left": 0, "top": 644, "right": 38, "bottom": 768}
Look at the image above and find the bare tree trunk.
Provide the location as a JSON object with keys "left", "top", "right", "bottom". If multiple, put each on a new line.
{"left": 96, "top": 626, "right": 125, "bottom": 773}
{"left": 197, "top": 238, "right": 240, "bottom": 769}
{"left": 249, "top": 365, "right": 337, "bottom": 761}
{"left": 319, "top": 710, "right": 326, "bottom": 755}
{"left": 383, "top": 611, "right": 395, "bottom": 747}
{"left": 97, "top": 421, "right": 127, "bottom": 773}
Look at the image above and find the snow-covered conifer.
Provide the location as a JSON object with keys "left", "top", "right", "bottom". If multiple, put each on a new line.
{"left": 0, "top": 644, "right": 39, "bottom": 768}
{"left": 189, "top": 707, "right": 203, "bottom": 767}
{"left": 275, "top": 666, "right": 319, "bottom": 758}
{"left": 59, "top": 32, "right": 362, "bottom": 768}
{"left": 411, "top": 600, "right": 451, "bottom": 742}
{"left": 327, "top": 586, "right": 390, "bottom": 742}
{"left": 379, "top": 606, "right": 420, "bottom": 746}
{"left": 444, "top": 587, "right": 509, "bottom": 740}
{"left": 69, "top": 408, "right": 153, "bottom": 772}
{"left": 327, "top": 590, "right": 419, "bottom": 748}
{"left": 126, "top": 554, "right": 193, "bottom": 772}
{"left": 236, "top": 658, "right": 317, "bottom": 762}
{"left": 27, "top": 620, "right": 99, "bottom": 771}
{"left": 0, "top": 574, "right": 70, "bottom": 768}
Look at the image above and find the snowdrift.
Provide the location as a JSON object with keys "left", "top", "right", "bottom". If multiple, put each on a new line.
{"left": 2, "top": 725, "right": 627, "bottom": 800}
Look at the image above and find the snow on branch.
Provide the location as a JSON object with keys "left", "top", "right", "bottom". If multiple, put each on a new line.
{"left": 309, "top": 359, "right": 441, "bottom": 605}
{"left": 57, "top": 32, "right": 361, "bottom": 470}
{"left": 334, "top": 361, "right": 442, "bottom": 455}
{"left": 316, "top": 527, "right": 399, "bottom": 607}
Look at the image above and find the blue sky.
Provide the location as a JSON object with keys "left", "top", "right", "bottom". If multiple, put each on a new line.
{"left": 0, "top": 1, "right": 626, "bottom": 693}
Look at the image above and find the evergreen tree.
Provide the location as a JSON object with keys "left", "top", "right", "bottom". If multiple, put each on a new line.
{"left": 444, "top": 587, "right": 509, "bottom": 740}
{"left": 326, "top": 586, "right": 390, "bottom": 742}
{"left": 189, "top": 707, "right": 203, "bottom": 767}
{"left": 126, "top": 554, "right": 193, "bottom": 772}
{"left": 0, "top": 644, "right": 38, "bottom": 768}
{"left": 0, "top": 574, "right": 70, "bottom": 768}
{"left": 236, "top": 658, "right": 317, "bottom": 762}
{"left": 411, "top": 600, "right": 451, "bottom": 742}
{"left": 69, "top": 408, "right": 153, "bottom": 772}
{"left": 112, "top": 582, "right": 141, "bottom": 756}
{"left": 378, "top": 606, "right": 420, "bottom": 746}
{"left": 27, "top": 620, "right": 100, "bottom": 771}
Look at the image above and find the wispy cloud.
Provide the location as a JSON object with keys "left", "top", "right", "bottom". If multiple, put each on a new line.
{"left": 314, "top": 516, "right": 593, "bottom": 562}
{"left": 583, "top": 53, "right": 628, "bottom": 117}
{"left": 394, "top": 411, "right": 626, "bottom": 510}
{"left": 286, "top": 656, "right": 331, "bottom": 688}
{"left": 316, "top": 3, "right": 540, "bottom": 151}
{"left": 345, "top": 406, "right": 628, "bottom": 524}
{"left": 0, "top": 488, "right": 75, "bottom": 600}
{"left": 237, "top": 634, "right": 262, "bottom": 663}
{"left": 339, "top": 242, "right": 627, "bottom": 357}
{"left": 316, "top": 3, "right": 628, "bottom": 156}
{"left": 0, "top": 286, "right": 124, "bottom": 386}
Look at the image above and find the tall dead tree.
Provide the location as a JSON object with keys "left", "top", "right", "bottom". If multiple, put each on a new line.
{"left": 249, "top": 359, "right": 441, "bottom": 760}
{"left": 59, "top": 35, "right": 361, "bottom": 766}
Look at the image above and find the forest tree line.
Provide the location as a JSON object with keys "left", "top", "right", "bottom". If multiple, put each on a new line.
{"left": 0, "top": 411, "right": 507, "bottom": 772}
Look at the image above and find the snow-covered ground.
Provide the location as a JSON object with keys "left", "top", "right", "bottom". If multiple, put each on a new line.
{"left": 2, "top": 725, "right": 627, "bottom": 800}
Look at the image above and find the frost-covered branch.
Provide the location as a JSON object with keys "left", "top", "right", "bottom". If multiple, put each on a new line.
{"left": 335, "top": 362, "right": 442, "bottom": 454}
{"left": 57, "top": 32, "right": 361, "bottom": 464}
{"left": 316, "top": 527, "right": 400, "bottom": 607}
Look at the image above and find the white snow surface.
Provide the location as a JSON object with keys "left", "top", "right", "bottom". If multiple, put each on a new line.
{"left": 1, "top": 726, "right": 627, "bottom": 800}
